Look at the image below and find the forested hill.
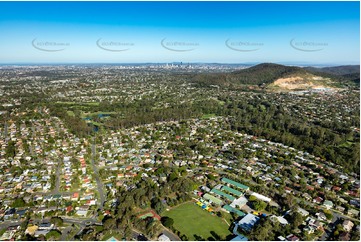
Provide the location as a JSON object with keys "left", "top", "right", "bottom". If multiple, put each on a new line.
{"left": 304, "top": 65, "right": 360, "bottom": 85}
{"left": 189, "top": 63, "right": 306, "bottom": 87}
{"left": 304, "top": 65, "right": 360, "bottom": 76}
{"left": 189, "top": 63, "right": 358, "bottom": 88}
{"left": 229, "top": 63, "right": 306, "bottom": 85}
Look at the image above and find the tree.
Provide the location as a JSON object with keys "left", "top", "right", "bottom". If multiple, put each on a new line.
{"left": 323, "top": 210, "right": 333, "bottom": 221}
{"left": 45, "top": 230, "right": 61, "bottom": 240}
{"left": 12, "top": 198, "right": 26, "bottom": 208}
{"left": 249, "top": 195, "right": 257, "bottom": 202}
{"left": 194, "top": 234, "right": 205, "bottom": 241}
{"left": 253, "top": 201, "right": 267, "bottom": 211}
{"left": 207, "top": 174, "right": 216, "bottom": 180}
{"left": 50, "top": 217, "right": 63, "bottom": 227}
{"left": 250, "top": 219, "right": 275, "bottom": 241}
{"left": 180, "top": 234, "right": 189, "bottom": 240}
{"left": 160, "top": 217, "right": 174, "bottom": 228}
{"left": 153, "top": 200, "right": 165, "bottom": 215}
{"left": 168, "top": 172, "right": 178, "bottom": 182}
{"left": 103, "top": 217, "right": 116, "bottom": 230}
{"left": 350, "top": 229, "right": 360, "bottom": 241}
{"left": 290, "top": 212, "right": 304, "bottom": 228}
{"left": 5, "top": 141, "right": 16, "bottom": 158}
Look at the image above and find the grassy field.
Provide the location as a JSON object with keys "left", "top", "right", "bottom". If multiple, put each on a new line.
{"left": 221, "top": 211, "right": 233, "bottom": 225}
{"left": 162, "top": 202, "right": 232, "bottom": 240}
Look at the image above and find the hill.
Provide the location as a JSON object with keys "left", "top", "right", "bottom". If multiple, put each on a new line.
{"left": 229, "top": 63, "right": 306, "bottom": 85}
{"left": 305, "top": 65, "right": 360, "bottom": 85}
{"left": 341, "top": 73, "right": 360, "bottom": 84}
{"left": 188, "top": 63, "right": 358, "bottom": 90}
{"left": 304, "top": 65, "right": 360, "bottom": 76}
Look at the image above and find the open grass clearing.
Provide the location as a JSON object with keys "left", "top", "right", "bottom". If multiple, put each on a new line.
{"left": 162, "top": 202, "right": 231, "bottom": 240}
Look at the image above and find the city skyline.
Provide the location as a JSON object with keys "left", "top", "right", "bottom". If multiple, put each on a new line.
{"left": 0, "top": 1, "right": 359, "bottom": 64}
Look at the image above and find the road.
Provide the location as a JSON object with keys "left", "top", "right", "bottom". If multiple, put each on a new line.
{"left": 60, "top": 216, "right": 99, "bottom": 225}
{"left": 319, "top": 215, "right": 341, "bottom": 241}
{"left": 330, "top": 208, "right": 359, "bottom": 222}
{"left": 160, "top": 227, "right": 181, "bottom": 241}
{"left": 60, "top": 226, "right": 73, "bottom": 241}
{"left": 32, "top": 190, "right": 74, "bottom": 196}
{"left": 61, "top": 217, "right": 99, "bottom": 239}
{"left": 0, "top": 221, "right": 22, "bottom": 230}
{"left": 54, "top": 159, "right": 61, "bottom": 193}
{"left": 0, "top": 216, "right": 100, "bottom": 241}
{"left": 91, "top": 136, "right": 105, "bottom": 210}
{"left": 320, "top": 226, "right": 332, "bottom": 241}
{"left": 131, "top": 228, "right": 149, "bottom": 241}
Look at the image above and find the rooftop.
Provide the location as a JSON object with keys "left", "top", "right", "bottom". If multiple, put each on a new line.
{"left": 203, "top": 193, "right": 223, "bottom": 205}
{"left": 223, "top": 204, "right": 246, "bottom": 217}
{"left": 211, "top": 188, "right": 236, "bottom": 201}
{"left": 222, "top": 178, "right": 249, "bottom": 191}
{"left": 221, "top": 185, "right": 243, "bottom": 196}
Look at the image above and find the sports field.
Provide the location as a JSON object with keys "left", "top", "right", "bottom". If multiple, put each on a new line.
{"left": 162, "top": 202, "right": 231, "bottom": 240}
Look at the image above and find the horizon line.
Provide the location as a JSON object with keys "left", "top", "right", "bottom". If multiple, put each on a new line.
{"left": 0, "top": 62, "right": 359, "bottom": 67}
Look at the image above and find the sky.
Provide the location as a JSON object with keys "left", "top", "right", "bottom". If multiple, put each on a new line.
{"left": 0, "top": 1, "right": 359, "bottom": 65}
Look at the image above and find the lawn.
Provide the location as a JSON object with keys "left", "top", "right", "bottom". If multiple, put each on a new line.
{"left": 221, "top": 211, "right": 233, "bottom": 225}
{"left": 162, "top": 202, "right": 232, "bottom": 240}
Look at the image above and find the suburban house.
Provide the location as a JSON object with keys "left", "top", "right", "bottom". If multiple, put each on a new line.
{"left": 323, "top": 200, "right": 333, "bottom": 209}
{"left": 342, "top": 220, "right": 354, "bottom": 232}
{"left": 297, "top": 208, "right": 309, "bottom": 217}
{"left": 286, "top": 234, "right": 300, "bottom": 241}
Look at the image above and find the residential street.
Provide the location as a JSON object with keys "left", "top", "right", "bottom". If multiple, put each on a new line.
{"left": 91, "top": 136, "right": 105, "bottom": 210}
{"left": 54, "top": 159, "right": 61, "bottom": 193}
{"left": 59, "top": 226, "right": 73, "bottom": 241}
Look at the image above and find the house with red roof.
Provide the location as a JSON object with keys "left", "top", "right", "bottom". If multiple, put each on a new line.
{"left": 313, "top": 197, "right": 323, "bottom": 204}
{"left": 66, "top": 206, "right": 73, "bottom": 213}
{"left": 72, "top": 192, "right": 79, "bottom": 201}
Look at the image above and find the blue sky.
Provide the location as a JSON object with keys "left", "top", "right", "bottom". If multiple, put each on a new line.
{"left": 0, "top": 1, "right": 359, "bottom": 65}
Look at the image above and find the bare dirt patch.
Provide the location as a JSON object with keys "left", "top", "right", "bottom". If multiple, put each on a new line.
{"left": 272, "top": 76, "right": 327, "bottom": 90}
